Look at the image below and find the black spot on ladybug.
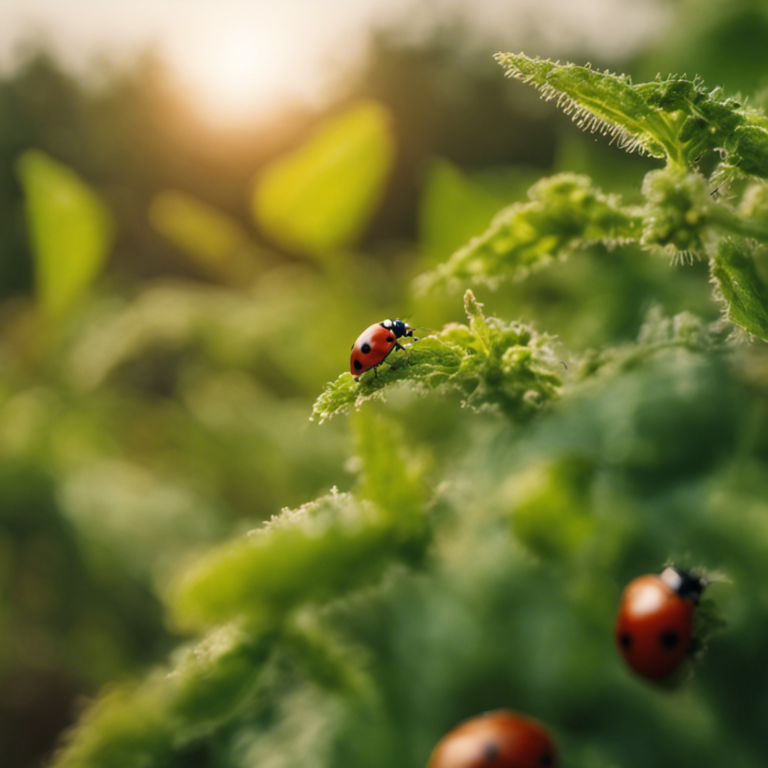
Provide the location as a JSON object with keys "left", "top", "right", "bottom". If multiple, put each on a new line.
{"left": 386, "top": 336, "right": 394, "bottom": 342}
{"left": 660, "top": 630, "right": 680, "bottom": 649}
{"left": 540, "top": 753, "right": 553, "bottom": 766}
{"left": 483, "top": 742, "right": 499, "bottom": 761}
{"left": 361, "top": 343, "right": 371, "bottom": 354}
{"left": 353, "top": 360, "right": 363, "bottom": 371}
{"left": 619, "top": 633, "right": 633, "bottom": 649}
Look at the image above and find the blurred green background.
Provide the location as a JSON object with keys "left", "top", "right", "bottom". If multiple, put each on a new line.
{"left": 3, "top": 1, "right": 768, "bottom": 767}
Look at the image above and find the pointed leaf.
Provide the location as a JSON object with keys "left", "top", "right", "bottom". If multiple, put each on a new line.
{"left": 710, "top": 238, "right": 768, "bottom": 340}
{"left": 495, "top": 53, "right": 672, "bottom": 158}
{"left": 253, "top": 101, "right": 395, "bottom": 257}
{"left": 17, "top": 150, "right": 113, "bottom": 318}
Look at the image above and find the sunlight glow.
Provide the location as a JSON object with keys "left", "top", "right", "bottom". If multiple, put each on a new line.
{"left": 169, "top": 30, "right": 311, "bottom": 128}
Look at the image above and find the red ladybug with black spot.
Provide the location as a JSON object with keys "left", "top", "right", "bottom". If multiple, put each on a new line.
{"left": 615, "top": 566, "right": 706, "bottom": 682}
{"left": 427, "top": 710, "right": 558, "bottom": 768}
{"left": 350, "top": 319, "right": 417, "bottom": 381}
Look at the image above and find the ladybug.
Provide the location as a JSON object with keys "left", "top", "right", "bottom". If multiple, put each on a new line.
{"left": 350, "top": 319, "right": 417, "bottom": 381}
{"left": 427, "top": 710, "right": 558, "bottom": 768}
{"left": 615, "top": 566, "right": 705, "bottom": 681}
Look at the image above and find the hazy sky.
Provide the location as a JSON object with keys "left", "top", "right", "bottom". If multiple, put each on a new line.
{"left": 0, "top": 0, "right": 665, "bottom": 124}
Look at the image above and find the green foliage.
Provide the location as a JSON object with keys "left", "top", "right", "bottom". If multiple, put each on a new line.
{"left": 16, "top": 150, "right": 113, "bottom": 319}
{"left": 312, "top": 290, "right": 561, "bottom": 422}
{"left": 12, "top": 31, "right": 768, "bottom": 768}
{"left": 494, "top": 53, "right": 673, "bottom": 158}
{"left": 169, "top": 491, "right": 410, "bottom": 631}
{"left": 253, "top": 101, "right": 396, "bottom": 257}
{"left": 171, "top": 414, "right": 428, "bottom": 632}
{"left": 418, "top": 54, "right": 768, "bottom": 343}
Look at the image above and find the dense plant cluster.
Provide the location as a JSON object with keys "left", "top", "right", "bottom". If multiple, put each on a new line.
{"left": 6, "top": 45, "right": 768, "bottom": 768}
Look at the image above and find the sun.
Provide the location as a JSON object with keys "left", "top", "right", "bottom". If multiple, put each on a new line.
{"left": 169, "top": 30, "right": 290, "bottom": 128}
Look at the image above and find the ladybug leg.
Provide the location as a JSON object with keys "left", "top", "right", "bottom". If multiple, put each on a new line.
{"left": 394, "top": 339, "right": 417, "bottom": 365}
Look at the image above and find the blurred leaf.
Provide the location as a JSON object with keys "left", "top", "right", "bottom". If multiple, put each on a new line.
{"left": 507, "top": 457, "right": 597, "bottom": 561}
{"left": 577, "top": 307, "right": 732, "bottom": 381}
{"left": 253, "top": 101, "right": 395, "bottom": 257}
{"left": 148, "top": 190, "right": 259, "bottom": 284}
{"left": 711, "top": 238, "right": 768, "bottom": 340}
{"left": 419, "top": 158, "right": 501, "bottom": 257}
{"left": 169, "top": 489, "right": 425, "bottom": 632}
{"left": 16, "top": 150, "right": 113, "bottom": 319}
{"left": 52, "top": 625, "right": 270, "bottom": 768}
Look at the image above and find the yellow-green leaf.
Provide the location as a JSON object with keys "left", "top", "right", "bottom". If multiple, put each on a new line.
{"left": 253, "top": 101, "right": 395, "bottom": 257}
{"left": 17, "top": 150, "right": 113, "bottom": 319}
{"left": 149, "top": 190, "right": 258, "bottom": 284}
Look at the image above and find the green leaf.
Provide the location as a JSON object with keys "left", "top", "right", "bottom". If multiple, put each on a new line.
{"left": 710, "top": 238, "right": 768, "bottom": 340}
{"left": 312, "top": 290, "right": 561, "bottom": 423}
{"left": 253, "top": 101, "right": 395, "bottom": 257}
{"left": 496, "top": 54, "right": 768, "bottom": 173}
{"left": 148, "top": 190, "right": 259, "bottom": 284}
{"left": 415, "top": 174, "right": 642, "bottom": 291}
{"left": 17, "top": 150, "right": 113, "bottom": 319}
{"left": 419, "top": 158, "right": 502, "bottom": 257}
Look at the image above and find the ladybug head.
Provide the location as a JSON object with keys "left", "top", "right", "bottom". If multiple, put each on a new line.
{"left": 382, "top": 319, "right": 413, "bottom": 339}
{"left": 660, "top": 566, "right": 706, "bottom": 604}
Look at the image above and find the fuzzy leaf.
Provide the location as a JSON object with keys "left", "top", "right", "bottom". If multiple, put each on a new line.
{"left": 169, "top": 488, "right": 425, "bottom": 631}
{"left": 724, "top": 125, "right": 768, "bottom": 180}
{"left": 415, "top": 174, "right": 642, "bottom": 290}
{"left": 640, "top": 167, "right": 714, "bottom": 255}
{"left": 312, "top": 290, "right": 561, "bottom": 422}
{"left": 496, "top": 53, "right": 768, "bottom": 173}
{"left": 52, "top": 625, "right": 269, "bottom": 768}
{"left": 710, "top": 238, "right": 768, "bottom": 340}
{"left": 495, "top": 53, "right": 673, "bottom": 158}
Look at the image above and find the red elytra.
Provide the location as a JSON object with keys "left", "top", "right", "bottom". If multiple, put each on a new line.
{"left": 615, "top": 567, "right": 704, "bottom": 681}
{"left": 350, "top": 319, "right": 416, "bottom": 380}
{"left": 426, "top": 710, "right": 557, "bottom": 768}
